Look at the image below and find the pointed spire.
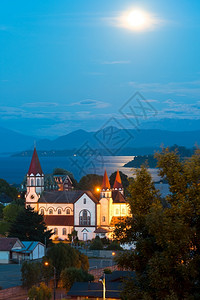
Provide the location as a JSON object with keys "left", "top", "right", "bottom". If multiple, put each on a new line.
{"left": 113, "top": 170, "right": 123, "bottom": 189}
{"left": 101, "top": 170, "right": 110, "bottom": 190}
{"left": 28, "top": 148, "right": 43, "bottom": 175}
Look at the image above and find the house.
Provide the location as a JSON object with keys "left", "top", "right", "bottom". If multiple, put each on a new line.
{"left": 0, "top": 238, "right": 45, "bottom": 263}
{"left": 53, "top": 175, "right": 74, "bottom": 191}
{"left": 25, "top": 148, "right": 130, "bottom": 241}
{"left": 67, "top": 271, "right": 135, "bottom": 299}
{"left": 0, "top": 238, "right": 23, "bottom": 263}
{"left": 12, "top": 241, "right": 45, "bottom": 262}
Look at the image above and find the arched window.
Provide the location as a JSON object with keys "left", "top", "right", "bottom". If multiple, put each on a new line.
{"left": 54, "top": 228, "right": 58, "bottom": 235}
{"left": 49, "top": 209, "right": 53, "bottom": 215}
{"left": 40, "top": 209, "right": 44, "bottom": 215}
{"left": 62, "top": 228, "right": 66, "bottom": 235}
{"left": 58, "top": 209, "right": 61, "bottom": 215}
{"left": 31, "top": 179, "right": 34, "bottom": 186}
{"left": 37, "top": 179, "right": 40, "bottom": 186}
{"left": 116, "top": 209, "right": 119, "bottom": 215}
{"left": 102, "top": 216, "right": 105, "bottom": 222}
{"left": 79, "top": 210, "right": 91, "bottom": 226}
{"left": 66, "top": 209, "right": 70, "bottom": 215}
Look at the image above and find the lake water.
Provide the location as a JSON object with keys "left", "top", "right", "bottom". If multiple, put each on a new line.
{"left": 0, "top": 155, "right": 161, "bottom": 184}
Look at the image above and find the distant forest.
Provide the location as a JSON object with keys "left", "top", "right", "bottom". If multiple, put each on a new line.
{"left": 124, "top": 145, "right": 196, "bottom": 168}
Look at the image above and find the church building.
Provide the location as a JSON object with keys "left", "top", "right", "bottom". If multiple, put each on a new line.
{"left": 25, "top": 148, "right": 130, "bottom": 241}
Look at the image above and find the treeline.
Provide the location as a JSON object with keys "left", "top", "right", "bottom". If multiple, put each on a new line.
{"left": 124, "top": 145, "right": 195, "bottom": 168}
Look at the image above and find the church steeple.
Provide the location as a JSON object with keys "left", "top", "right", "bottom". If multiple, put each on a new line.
{"left": 28, "top": 147, "right": 43, "bottom": 176}
{"left": 113, "top": 170, "right": 123, "bottom": 194}
{"left": 101, "top": 170, "right": 110, "bottom": 190}
{"left": 26, "top": 147, "right": 44, "bottom": 208}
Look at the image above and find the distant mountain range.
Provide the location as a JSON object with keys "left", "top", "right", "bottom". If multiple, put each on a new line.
{"left": 1, "top": 124, "right": 200, "bottom": 156}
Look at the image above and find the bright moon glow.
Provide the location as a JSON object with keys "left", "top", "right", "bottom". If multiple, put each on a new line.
{"left": 127, "top": 11, "right": 146, "bottom": 28}
{"left": 120, "top": 9, "right": 153, "bottom": 31}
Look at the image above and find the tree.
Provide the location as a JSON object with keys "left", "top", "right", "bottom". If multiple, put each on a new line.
{"left": 28, "top": 282, "right": 51, "bottom": 300}
{"left": 21, "top": 261, "right": 42, "bottom": 289}
{"left": 47, "top": 243, "right": 88, "bottom": 286}
{"left": 8, "top": 206, "right": 52, "bottom": 245}
{"left": 0, "top": 178, "right": 18, "bottom": 200}
{"left": 61, "top": 267, "right": 94, "bottom": 291}
{"left": 114, "top": 149, "right": 200, "bottom": 299}
{"left": 78, "top": 174, "right": 103, "bottom": 194}
{"left": 3, "top": 203, "right": 24, "bottom": 223}
{"left": 0, "top": 203, "right": 4, "bottom": 219}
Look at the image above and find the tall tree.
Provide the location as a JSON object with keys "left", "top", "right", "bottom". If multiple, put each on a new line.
{"left": 8, "top": 206, "right": 52, "bottom": 245}
{"left": 114, "top": 149, "right": 200, "bottom": 300}
{"left": 78, "top": 174, "right": 103, "bottom": 194}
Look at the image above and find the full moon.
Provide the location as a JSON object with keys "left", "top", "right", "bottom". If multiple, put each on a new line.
{"left": 120, "top": 9, "right": 152, "bottom": 31}
{"left": 127, "top": 10, "right": 146, "bottom": 29}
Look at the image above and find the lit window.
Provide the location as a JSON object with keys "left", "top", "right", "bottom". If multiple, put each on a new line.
{"left": 79, "top": 210, "right": 91, "bottom": 226}
{"left": 122, "top": 208, "right": 125, "bottom": 214}
{"left": 62, "top": 228, "right": 67, "bottom": 235}
{"left": 84, "top": 198, "right": 86, "bottom": 204}
{"left": 54, "top": 228, "right": 58, "bottom": 235}
{"left": 58, "top": 209, "right": 61, "bottom": 215}
{"left": 116, "top": 209, "right": 119, "bottom": 215}
{"left": 49, "top": 209, "right": 53, "bottom": 215}
{"left": 66, "top": 209, "right": 70, "bottom": 215}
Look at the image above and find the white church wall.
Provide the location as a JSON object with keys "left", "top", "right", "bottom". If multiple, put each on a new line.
{"left": 74, "top": 194, "right": 96, "bottom": 226}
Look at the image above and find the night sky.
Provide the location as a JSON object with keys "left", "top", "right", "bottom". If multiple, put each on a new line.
{"left": 0, "top": 0, "right": 200, "bottom": 138}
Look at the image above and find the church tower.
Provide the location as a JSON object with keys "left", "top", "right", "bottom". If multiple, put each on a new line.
{"left": 113, "top": 170, "right": 124, "bottom": 195}
{"left": 25, "top": 147, "right": 44, "bottom": 210}
{"left": 99, "top": 170, "right": 113, "bottom": 227}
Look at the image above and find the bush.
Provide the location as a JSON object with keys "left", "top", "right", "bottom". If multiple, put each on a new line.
{"left": 104, "top": 268, "right": 112, "bottom": 274}
{"left": 89, "top": 236, "right": 103, "bottom": 250}
{"left": 28, "top": 282, "right": 51, "bottom": 300}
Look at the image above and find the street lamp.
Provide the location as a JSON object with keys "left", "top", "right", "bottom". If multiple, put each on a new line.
{"left": 44, "top": 261, "right": 56, "bottom": 300}
{"left": 99, "top": 273, "right": 106, "bottom": 300}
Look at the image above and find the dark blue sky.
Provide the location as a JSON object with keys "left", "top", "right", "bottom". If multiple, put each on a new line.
{"left": 0, "top": 0, "right": 200, "bottom": 138}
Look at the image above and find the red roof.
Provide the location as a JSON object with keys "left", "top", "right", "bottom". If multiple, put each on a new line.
{"left": 0, "top": 238, "right": 22, "bottom": 251}
{"left": 113, "top": 170, "right": 123, "bottom": 189}
{"left": 101, "top": 170, "right": 110, "bottom": 190}
{"left": 44, "top": 215, "right": 74, "bottom": 226}
{"left": 28, "top": 148, "right": 43, "bottom": 175}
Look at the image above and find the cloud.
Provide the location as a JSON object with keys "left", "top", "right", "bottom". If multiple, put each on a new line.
{"left": 129, "top": 80, "right": 200, "bottom": 97}
{"left": 23, "top": 102, "right": 58, "bottom": 108}
{"left": 102, "top": 60, "right": 131, "bottom": 65}
{"left": 70, "top": 99, "right": 110, "bottom": 108}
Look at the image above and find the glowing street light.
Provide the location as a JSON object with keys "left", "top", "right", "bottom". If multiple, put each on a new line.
{"left": 99, "top": 273, "right": 106, "bottom": 300}
{"left": 96, "top": 187, "right": 100, "bottom": 192}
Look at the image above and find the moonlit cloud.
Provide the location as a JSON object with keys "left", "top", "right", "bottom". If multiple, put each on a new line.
{"left": 129, "top": 80, "right": 200, "bottom": 97}
{"left": 23, "top": 102, "right": 59, "bottom": 108}
{"left": 69, "top": 99, "right": 110, "bottom": 108}
{"left": 101, "top": 60, "right": 131, "bottom": 65}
